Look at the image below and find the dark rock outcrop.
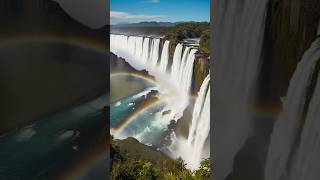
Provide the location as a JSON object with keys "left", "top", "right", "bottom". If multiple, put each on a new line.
{"left": 257, "top": 0, "right": 320, "bottom": 108}
{"left": 192, "top": 52, "right": 210, "bottom": 94}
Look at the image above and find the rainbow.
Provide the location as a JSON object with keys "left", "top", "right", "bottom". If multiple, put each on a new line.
{"left": 110, "top": 72, "right": 157, "bottom": 85}
{"left": 110, "top": 98, "right": 163, "bottom": 136}
{"left": 110, "top": 95, "right": 198, "bottom": 137}
{"left": 0, "top": 33, "right": 107, "bottom": 53}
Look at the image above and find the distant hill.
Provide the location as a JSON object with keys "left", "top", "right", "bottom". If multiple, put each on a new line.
{"left": 113, "top": 21, "right": 177, "bottom": 27}
{"left": 112, "top": 137, "right": 168, "bottom": 163}
{"left": 113, "top": 21, "right": 209, "bottom": 28}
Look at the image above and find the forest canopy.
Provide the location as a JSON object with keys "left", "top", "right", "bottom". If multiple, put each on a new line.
{"left": 164, "top": 22, "right": 210, "bottom": 54}
{"left": 111, "top": 136, "right": 211, "bottom": 180}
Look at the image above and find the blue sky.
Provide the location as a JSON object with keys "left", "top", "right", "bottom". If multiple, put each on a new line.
{"left": 110, "top": 0, "right": 210, "bottom": 24}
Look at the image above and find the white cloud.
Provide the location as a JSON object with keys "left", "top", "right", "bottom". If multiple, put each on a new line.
{"left": 142, "top": 0, "right": 160, "bottom": 3}
{"left": 110, "top": 11, "right": 166, "bottom": 21}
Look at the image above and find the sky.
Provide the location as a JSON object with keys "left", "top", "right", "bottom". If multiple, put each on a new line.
{"left": 110, "top": 0, "right": 210, "bottom": 25}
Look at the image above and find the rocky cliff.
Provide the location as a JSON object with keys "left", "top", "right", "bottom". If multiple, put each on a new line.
{"left": 192, "top": 53, "right": 210, "bottom": 94}
{"left": 258, "top": 0, "right": 320, "bottom": 107}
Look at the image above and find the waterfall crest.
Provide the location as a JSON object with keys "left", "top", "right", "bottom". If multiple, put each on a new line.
{"left": 265, "top": 28, "right": 320, "bottom": 180}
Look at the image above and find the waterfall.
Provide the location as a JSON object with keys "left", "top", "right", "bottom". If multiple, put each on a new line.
{"left": 110, "top": 34, "right": 199, "bottom": 114}
{"left": 178, "top": 47, "right": 191, "bottom": 85}
{"left": 188, "top": 74, "right": 210, "bottom": 145}
{"left": 212, "top": 0, "right": 269, "bottom": 179}
{"left": 111, "top": 34, "right": 206, "bottom": 168}
{"left": 142, "top": 37, "right": 150, "bottom": 63}
{"left": 150, "top": 39, "right": 160, "bottom": 67}
{"left": 290, "top": 71, "right": 320, "bottom": 180}
{"left": 171, "top": 43, "right": 183, "bottom": 80}
{"left": 110, "top": 34, "right": 197, "bottom": 95}
{"left": 187, "top": 74, "right": 210, "bottom": 169}
{"left": 181, "top": 49, "right": 197, "bottom": 93}
{"left": 265, "top": 27, "right": 320, "bottom": 180}
{"left": 159, "top": 40, "right": 170, "bottom": 73}
{"left": 134, "top": 37, "right": 143, "bottom": 62}
{"left": 192, "top": 87, "right": 210, "bottom": 168}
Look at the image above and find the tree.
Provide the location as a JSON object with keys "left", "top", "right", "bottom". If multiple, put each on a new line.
{"left": 138, "top": 162, "right": 155, "bottom": 180}
{"left": 200, "top": 30, "right": 210, "bottom": 54}
{"left": 194, "top": 158, "right": 211, "bottom": 180}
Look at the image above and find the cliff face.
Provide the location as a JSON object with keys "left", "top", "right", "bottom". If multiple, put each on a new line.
{"left": 256, "top": 0, "right": 320, "bottom": 107}
{"left": 192, "top": 53, "right": 210, "bottom": 94}
{"left": 270, "top": 0, "right": 320, "bottom": 75}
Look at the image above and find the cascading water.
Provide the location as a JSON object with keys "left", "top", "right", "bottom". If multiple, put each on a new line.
{"left": 110, "top": 34, "right": 197, "bottom": 95}
{"left": 159, "top": 40, "right": 170, "bottom": 73}
{"left": 134, "top": 37, "right": 143, "bottom": 62}
{"left": 171, "top": 43, "right": 183, "bottom": 80}
{"left": 188, "top": 75, "right": 210, "bottom": 145}
{"left": 167, "top": 75, "right": 210, "bottom": 170}
{"left": 191, "top": 87, "right": 210, "bottom": 168}
{"left": 178, "top": 47, "right": 191, "bottom": 86}
{"left": 181, "top": 49, "right": 197, "bottom": 93}
{"left": 290, "top": 71, "right": 320, "bottom": 180}
{"left": 265, "top": 26, "right": 320, "bottom": 180}
{"left": 187, "top": 75, "right": 211, "bottom": 169}
{"left": 150, "top": 38, "right": 160, "bottom": 67}
{"left": 142, "top": 37, "right": 150, "bottom": 63}
{"left": 212, "top": 0, "right": 269, "bottom": 179}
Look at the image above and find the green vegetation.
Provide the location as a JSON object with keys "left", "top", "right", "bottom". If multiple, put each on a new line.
{"left": 111, "top": 136, "right": 211, "bottom": 180}
{"left": 193, "top": 54, "right": 210, "bottom": 93}
{"left": 164, "top": 22, "right": 210, "bottom": 55}
{"left": 111, "top": 26, "right": 172, "bottom": 36}
{"left": 200, "top": 30, "right": 210, "bottom": 54}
